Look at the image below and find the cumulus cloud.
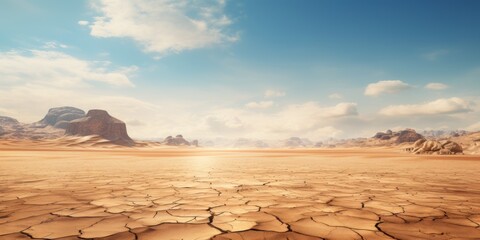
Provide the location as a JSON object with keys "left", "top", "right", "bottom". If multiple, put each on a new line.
{"left": 264, "top": 89, "right": 285, "bottom": 98}
{"left": 78, "top": 20, "right": 89, "bottom": 26}
{"left": 379, "top": 97, "right": 472, "bottom": 116}
{"left": 425, "top": 82, "right": 448, "bottom": 90}
{"left": 201, "top": 102, "right": 358, "bottom": 140}
{"left": 89, "top": 0, "right": 237, "bottom": 55}
{"left": 364, "top": 80, "right": 411, "bottom": 96}
{"left": 245, "top": 101, "right": 273, "bottom": 109}
{"left": 0, "top": 49, "right": 136, "bottom": 87}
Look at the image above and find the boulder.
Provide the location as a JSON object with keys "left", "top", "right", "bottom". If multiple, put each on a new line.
{"left": 441, "top": 140, "right": 463, "bottom": 153}
{"left": 37, "top": 107, "right": 85, "bottom": 128}
{"left": 65, "top": 109, "right": 134, "bottom": 146}
{"left": 396, "top": 129, "right": 425, "bottom": 144}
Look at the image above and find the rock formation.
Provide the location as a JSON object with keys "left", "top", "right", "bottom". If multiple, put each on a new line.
{"left": 35, "top": 107, "right": 85, "bottom": 129}
{"left": 66, "top": 109, "right": 134, "bottom": 146}
{"left": 162, "top": 135, "right": 191, "bottom": 146}
{"left": 373, "top": 129, "right": 425, "bottom": 144}
{"left": 396, "top": 129, "right": 425, "bottom": 144}
{"left": 408, "top": 139, "right": 463, "bottom": 155}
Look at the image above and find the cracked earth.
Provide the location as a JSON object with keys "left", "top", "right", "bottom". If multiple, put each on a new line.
{"left": 1, "top": 148, "right": 480, "bottom": 239}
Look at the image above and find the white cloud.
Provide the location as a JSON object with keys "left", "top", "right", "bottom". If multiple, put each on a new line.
{"left": 78, "top": 20, "right": 89, "bottom": 26}
{"left": 425, "top": 82, "right": 448, "bottom": 90}
{"left": 0, "top": 49, "right": 136, "bottom": 87}
{"left": 200, "top": 102, "right": 358, "bottom": 140}
{"left": 423, "top": 49, "right": 449, "bottom": 61}
{"left": 264, "top": 89, "right": 285, "bottom": 98}
{"left": 42, "top": 41, "right": 68, "bottom": 49}
{"left": 328, "top": 93, "right": 342, "bottom": 99}
{"left": 245, "top": 101, "right": 273, "bottom": 109}
{"left": 89, "top": 0, "right": 237, "bottom": 55}
{"left": 379, "top": 97, "right": 472, "bottom": 116}
{"left": 364, "top": 80, "right": 411, "bottom": 96}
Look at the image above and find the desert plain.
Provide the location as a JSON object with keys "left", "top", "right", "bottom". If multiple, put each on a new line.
{"left": 1, "top": 144, "right": 480, "bottom": 240}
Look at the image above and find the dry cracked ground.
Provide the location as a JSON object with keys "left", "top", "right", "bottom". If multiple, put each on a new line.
{"left": 1, "top": 147, "right": 480, "bottom": 240}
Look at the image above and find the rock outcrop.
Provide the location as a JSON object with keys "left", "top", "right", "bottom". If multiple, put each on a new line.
{"left": 65, "top": 109, "right": 134, "bottom": 146}
{"left": 408, "top": 139, "right": 463, "bottom": 155}
{"left": 396, "top": 129, "right": 425, "bottom": 144}
{"left": 36, "top": 107, "right": 85, "bottom": 129}
{"left": 373, "top": 129, "right": 425, "bottom": 144}
{"left": 162, "top": 135, "right": 191, "bottom": 146}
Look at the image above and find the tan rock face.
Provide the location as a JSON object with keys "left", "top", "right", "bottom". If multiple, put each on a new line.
{"left": 65, "top": 109, "right": 134, "bottom": 146}
{"left": 410, "top": 139, "right": 463, "bottom": 155}
{"left": 1, "top": 147, "right": 480, "bottom": 239}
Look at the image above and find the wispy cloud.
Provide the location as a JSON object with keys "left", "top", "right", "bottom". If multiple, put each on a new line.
{"left": 422, "top": 49, "right": 449, "bottom": 61}
{"left": 328, "top": 93, "right": 343, "bottom": 99}
{"left": 245, "top": 101, "right": 274, "bottom": 109}
{"left": 78, "top": 20, "right": 89, "bottom": 26}
{"left": 379, "top": 97, "right": 472, "bottom": 116}
{"left": 264, "top": 89, "right": 285, "bottom": 98}
{"left": 88, "top": 0, "right": 238, "bottom": 56}
{"left": 425, "top": 82, "right": 448, "bottom": 90}
{"left": 0, "top": 49, "right": 136, "bottom": 87}
{"left": 42, "top": 41, "right": 68, "bottom": 49}
{"left": 364, "top": 80, "right": 411, "bottom": 96}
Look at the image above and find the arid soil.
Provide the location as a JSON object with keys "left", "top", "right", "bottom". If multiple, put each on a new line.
{"left": 1, "top": 145, "right": 480, "bottom": 239}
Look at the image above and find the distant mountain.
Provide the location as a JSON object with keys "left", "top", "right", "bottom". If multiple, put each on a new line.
{"left": 0, "top": 116, "right": 19, "bottom": 126}
{"left": 421, "top": 130, "right": 468, "bottom": 139}
{"left": 34, "top": 106, "right": 85, "bottom": 129}
{"left": 161, "top": 134, "right": 195, "bottom": 146}
{"left": 283, "top": 137, "right": 313, "bottom": 148}
{"left": 0, "top": 115, "right": 64, "bottom": 140}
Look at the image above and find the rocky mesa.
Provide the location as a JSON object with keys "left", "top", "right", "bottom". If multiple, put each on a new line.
{"left": 66, "top": 109, "right": 134, "bottom": 146}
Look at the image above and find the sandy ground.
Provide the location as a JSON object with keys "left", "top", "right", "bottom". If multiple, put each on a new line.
{"left": 1, "top": 145, "right": 480, "bottom": 240}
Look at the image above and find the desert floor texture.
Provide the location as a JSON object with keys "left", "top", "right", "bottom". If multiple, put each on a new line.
{"left": 1, "top": 145, "right": 480, "bottom": 240}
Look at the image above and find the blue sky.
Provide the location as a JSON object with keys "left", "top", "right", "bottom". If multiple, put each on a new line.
{"left": 1, "top": 0, "right": 479, "bottom": 140}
